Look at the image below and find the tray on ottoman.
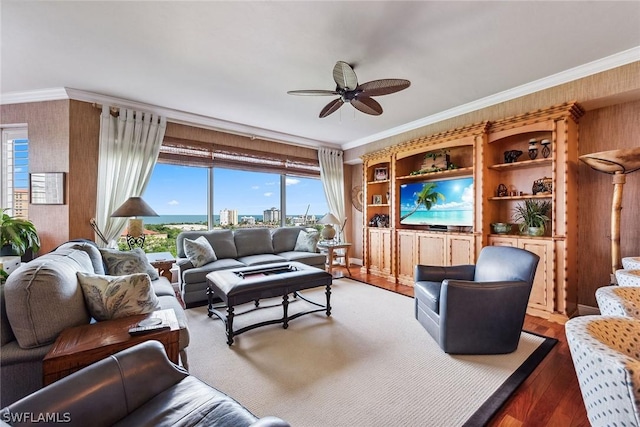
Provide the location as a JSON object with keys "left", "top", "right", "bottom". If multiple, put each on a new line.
{"left": 206, "top": 262, "right": 333, "bottom": 345}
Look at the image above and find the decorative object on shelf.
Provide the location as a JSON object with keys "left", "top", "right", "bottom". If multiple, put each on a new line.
{"left": 528, "top": 139, "right": 538, "bottom": 160}
{"left": 30, "top": 172, "right": 66, "bottom": 205}
{"left": 374, "top": 167, "right": 388, "bottom": 181}
{"left": 368, "top": 213, "right": 388, "bottom": 228}
{"left": 491, "top": 223, "right": 512, "bottom": 234}
{"left": 540, "top": 139, "right": 551, "bottom": 158}
{"left": 110, "top": 197, "right": 159, "bottom": 250}
{"left": 504, "top": 150, "right": 523, "bottom": 163}
{"left": 318, "top": 212, "right": 340, "bottom": 241}
{"left": 532, "top": 177, "right": 553, "bottom": 195}
{"left": 579, "top": 147, "right": 640, "bottom": 279}
{"left": 372, "top": 194, "right": 383, "bottom": 205}
{"left": 350, "top": 185, "right": 364, "bottom": 212}
{"left": 513, "top": 199, "right": 551, "bottom": 236}
{"left": 496, "top": 183, "right": 508, "bottom": 197}
{"left": 0, "top": 208, "right": 40, "bottom": 257}
{"left": 410, "top": 149, "right": 457, "bottom": 175}
{"left": 385, "top": 191, "right": 390, "bottom": 203}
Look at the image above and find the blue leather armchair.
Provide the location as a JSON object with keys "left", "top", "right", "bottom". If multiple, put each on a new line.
{"left": 414, "top": 246, "right": 539, "bottom": 354}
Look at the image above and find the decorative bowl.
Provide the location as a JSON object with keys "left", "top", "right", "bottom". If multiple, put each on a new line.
{"left": 491, "top": 223, "right": 511, "bottom": 234}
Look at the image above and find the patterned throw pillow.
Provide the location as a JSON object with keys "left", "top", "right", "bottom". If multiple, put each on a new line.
{"left": 99, "top": 247, "right": 159, "bottom": 280}
{"left": 184, "top": 236, "right": 217, "bottom": 267}
{"left": 77, "top": 272, "right": 161, "bottom": 321}
{"left": 294, "top": 230, "right": 320, "bottom": 253}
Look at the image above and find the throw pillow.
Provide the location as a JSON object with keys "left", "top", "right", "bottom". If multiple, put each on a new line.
{"left": 184, "top": 236, "right": 217, "bottom": 267}
{"left": 77, "top": 272, "right": 161, "bottom": 321}
{"left": 294, "top": 230, "right": 320, "bottom": 253}
{"left": 99, "top": 247, "right": 159, "bottom": 280}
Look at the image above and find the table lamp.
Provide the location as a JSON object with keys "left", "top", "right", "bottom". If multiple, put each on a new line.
{"left": 110, "top": 197, "right": 159, "bottom": 249}
{"left": 318, "top": 213, "right": 340, "bottom": 241}
{"left": 579, "top": 147, "right": 640, "bottom": 282}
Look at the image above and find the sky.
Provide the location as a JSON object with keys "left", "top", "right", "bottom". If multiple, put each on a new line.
{"left": 143, "top": 164, "right": 329, "bottom": 217}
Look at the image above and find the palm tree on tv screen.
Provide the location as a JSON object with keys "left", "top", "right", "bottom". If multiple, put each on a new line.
{"left": 400, "top": 182, "right": 445, "bottom": 222}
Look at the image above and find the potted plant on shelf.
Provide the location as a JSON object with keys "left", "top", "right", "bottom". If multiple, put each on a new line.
{"left": 513, "top": 199, "right": 551, "bottom": 236}
{"left": 0, "top": 209, "right": 41, "bottom": 257}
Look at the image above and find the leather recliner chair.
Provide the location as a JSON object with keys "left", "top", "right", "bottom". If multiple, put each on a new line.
{"left": 414, "top": 246, "right": 539, "bottom": 354}
{"left": 0, "top": 340, "right": 289, "bottom": 427}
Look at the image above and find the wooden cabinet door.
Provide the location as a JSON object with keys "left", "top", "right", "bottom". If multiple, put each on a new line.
{"left": 368, "top": 229, "right": 382, "bottom": 273}
{"left": 397, "top": 231, "right": 416, "bottom": 285}
{"left": 416, "top": 232, "right": 446, "bottom": 266}
{"left": 447, "top": 235, "right": 474, "bottom": 265}
{"left": 518, "top": 239, "right": 554, "bottom": 313}
{"left": 380, "top": 229, "right": 392, "bottom": 275}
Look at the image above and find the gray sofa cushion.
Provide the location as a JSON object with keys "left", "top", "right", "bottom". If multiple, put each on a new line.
{"left": 237, "top": 254, "right": 287, "bottom": 266}
{"left": 151, "top": 276, "right": 176, "bottom": 297}
{"left": 4, "top": 249, "right": 93, "bottom": 349}
{"left": 234, "top": 228, "right": 274, "bottom": 257}
{"left": 182, "top": 258, "right": 246, "bottom": 285}
{"left": 271, "top": 227, "right": 305, "bottom": 253}
{"left": 156, "top": 295, "right": 190, "bottom": 350}
{"left": 0, "top": 286, "right": 16, "bottom": 346}
{"left": 57, "top": 241, "right": 105, "bottom": 275}
{"left": 276, "top": 251, "right": 326, "bottom": 266}
{"left": 178, "top": 230, "right": 237, "bottom": 260}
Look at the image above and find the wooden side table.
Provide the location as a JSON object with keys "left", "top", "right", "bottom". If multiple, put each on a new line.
{"left": 43, "top": 309, "right": 180, "bottom": 386}
{"left": 147, "top": 252, "right": 176, "bottom": 282}
{"left": 317, "top": 242, "right": 352, "bottom": 278}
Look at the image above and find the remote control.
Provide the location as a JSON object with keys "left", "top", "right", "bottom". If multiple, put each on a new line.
{"left": 128, "top": 323, "right": 170, "bottom": 336}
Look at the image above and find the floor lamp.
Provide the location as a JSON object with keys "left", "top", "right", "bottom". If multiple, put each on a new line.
{"left": 579, "top": 147, "right": 640, "bottom": 282}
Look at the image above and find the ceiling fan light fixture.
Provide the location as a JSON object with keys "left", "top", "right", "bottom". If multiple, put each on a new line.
{"left": 288, "top": 61, "right": 410, "bottom": 118}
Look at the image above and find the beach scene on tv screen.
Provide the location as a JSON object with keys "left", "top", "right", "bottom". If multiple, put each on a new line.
{"left": 400, "top": 177, "right": 473, "bottom": 226}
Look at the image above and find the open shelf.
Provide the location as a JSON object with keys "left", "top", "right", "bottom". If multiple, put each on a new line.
{"left": 488, "top": 194, "right": 552, "bottom": 201}
{"left": 396, "top": 166, "right": 474, "bottom": 181}
{"left": 488, "top": 158, "right": 552, "bottom": 171}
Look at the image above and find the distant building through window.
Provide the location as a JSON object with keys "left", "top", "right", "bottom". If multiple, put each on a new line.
{"left": 1, "top": 128, "right": 29, "bottom": 219}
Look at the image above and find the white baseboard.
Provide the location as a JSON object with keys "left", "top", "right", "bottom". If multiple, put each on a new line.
{"left": 578, "top": 304, "right": 601, "bottom": 316}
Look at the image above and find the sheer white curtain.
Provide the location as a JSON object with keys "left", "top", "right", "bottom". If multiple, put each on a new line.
{"left": 318, "top": 147, "right": 346, "bottom": 240}
{"left": 95, "top": 106, "right": 166, "bottom": 247}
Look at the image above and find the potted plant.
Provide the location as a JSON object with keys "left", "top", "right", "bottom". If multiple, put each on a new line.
{"left": 0, "top": 208, "right": 41, "bottom": 257}
{"left": 513, "top": 199, "right": 551, "bottom": 236}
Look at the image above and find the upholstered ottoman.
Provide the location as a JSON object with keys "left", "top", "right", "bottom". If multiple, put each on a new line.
{"left": 615, "top": 269, "right": 640, "bottom": 287}
{"left": 595, "top": 285, "right": 640, "bottom": 319}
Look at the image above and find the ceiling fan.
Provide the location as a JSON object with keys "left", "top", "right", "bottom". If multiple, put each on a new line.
{"left": 287, "top": 61, "right": 411, "bottom": 118}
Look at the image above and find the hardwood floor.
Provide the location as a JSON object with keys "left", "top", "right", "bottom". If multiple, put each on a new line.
{"left": 344, "top": 267, "right": 590, "bottom": 427}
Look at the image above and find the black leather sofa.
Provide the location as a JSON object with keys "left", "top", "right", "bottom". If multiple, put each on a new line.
{"left": 0, "top": 341, "right": 289, "bottom": 427}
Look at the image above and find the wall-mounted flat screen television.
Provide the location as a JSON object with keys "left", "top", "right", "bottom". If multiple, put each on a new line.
{"left": 399, "top": 176, "right": 474, "bottom": 227}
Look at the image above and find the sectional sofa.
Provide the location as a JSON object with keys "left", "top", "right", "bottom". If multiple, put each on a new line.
{"left": 0, "top": 241, "right": 189, "bottom": 407}
{"left": 176, "top": 227, "right": 326, "bottom": 306}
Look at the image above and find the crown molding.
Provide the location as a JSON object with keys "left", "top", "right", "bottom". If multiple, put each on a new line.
{"left": 342, "top": 47, "right": 640, "bottom": 150}
{"left": 1, "top": 87, "right": 331, "bottom": 150}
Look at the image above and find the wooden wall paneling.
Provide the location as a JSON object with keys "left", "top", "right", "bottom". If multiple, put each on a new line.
{"left": 577, "top": 100, "right": 640, "bottom": 306}
{"left": 68, "top": 101, "right": 100, "bottom": 241}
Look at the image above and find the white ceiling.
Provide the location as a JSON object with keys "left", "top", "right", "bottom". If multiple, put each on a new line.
{"left": 1, "top": 1, "right": 639, "bottom": 150}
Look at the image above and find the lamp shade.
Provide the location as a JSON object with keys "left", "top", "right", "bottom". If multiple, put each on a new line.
{"left": 110, "top": 197, "right": 159, "bottom": 217}
{"left": 579, "top": 147, "right": 640, "bottom": 174}
{"left": 318, "top": 213, "right": 340, "bottom": 225}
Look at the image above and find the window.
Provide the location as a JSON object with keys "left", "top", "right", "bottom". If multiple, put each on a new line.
{"left": 1, "top": 128, "right": 29, "bottom": 219}
{"left": 143, "top": 163, "right": 328, "bottom": 230}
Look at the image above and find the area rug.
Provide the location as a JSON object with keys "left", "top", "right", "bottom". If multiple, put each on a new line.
{"left": 185, "top": 278, "right": 556, "bottom": 427}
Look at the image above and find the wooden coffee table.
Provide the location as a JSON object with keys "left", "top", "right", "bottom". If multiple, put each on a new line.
{"left": 43, "top": 309, "right": 180, "bottom": 385}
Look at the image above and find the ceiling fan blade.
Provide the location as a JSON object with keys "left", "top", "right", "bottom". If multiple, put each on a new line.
{"left": 351, "top": 97, "right": 383, "bottom": 116}
{"left": 287, "top": 89, "right": 339, "bottom": 96}
{"left": 333, "top": 61, "right": 358, "bottom": 91}
{"left": 319, "top": 98, "right": 344, "bottom": 118}
{"left": 358, "top": 79, "right": 411, "bottom": 97}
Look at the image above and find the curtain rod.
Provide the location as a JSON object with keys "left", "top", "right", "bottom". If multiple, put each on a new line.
{"left": 91, "top": 103, "right": 120, "bottom": 117}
